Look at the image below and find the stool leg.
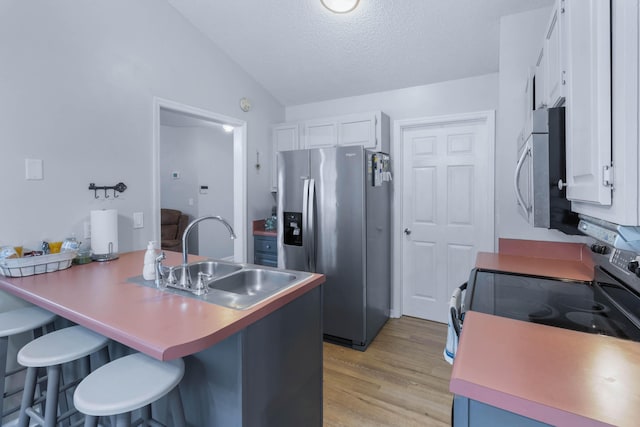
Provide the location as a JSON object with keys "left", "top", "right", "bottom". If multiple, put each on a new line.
{"left": 115, "top": 412, "right": 131, "bottom": 427}
{"left": 17, "top": 367, "right": 37, "bottom": 427}
{"left": 140, "top": 404, "right": 151, "bottom": 423}
{"left": 44, "top": 364, "right": 60, "bottom": 427}
{"left": 0, "top": 336, "right": 7, "bottom": 420}
{"left": 83, "top": 414, "right": 99, "bottom": 427}
{"left": 168, "top": 386, "right": 186, "bottom": 427}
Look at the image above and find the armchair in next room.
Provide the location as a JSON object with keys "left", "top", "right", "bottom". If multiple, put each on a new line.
{"left": 160, "top": 208, "right": 189, "bottom": 253}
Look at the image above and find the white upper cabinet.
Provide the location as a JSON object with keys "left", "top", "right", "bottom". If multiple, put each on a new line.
{"left": 563, "top": 0, "right": 612, "bottom": 206}
{"left": 545, "top": 4, "right": 563, "bottom": 107}
{"left": 303, "top": 119, "right": 337, "bottom": 148}
{"left": 271, "top": 123, "right": 300, "bottom": 191}
{"left": 337, "top": 113, "right": 377, "bottom": 148}
{"left": 271, "top": 111, "right": 390, "bottom": 191}
{"left": 534, "top": 48, "right": 546, "bottom": 109}
{"left": 571, "top": 0, "right": 640, "bottom": 225}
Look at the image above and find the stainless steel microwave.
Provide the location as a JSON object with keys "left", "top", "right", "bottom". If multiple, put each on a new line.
{"left": 514, "top": 107, "right": 579, "bottom": 234}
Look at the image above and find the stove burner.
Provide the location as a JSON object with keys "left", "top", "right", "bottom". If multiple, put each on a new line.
{"left": 555, "top": 296, "right": 608, "bottom": 314}
{"left": 499, "top": 299, "right": 557, "bottom": 322}
{"left": 565, "top": 311, "right": 621, "bottom": 334}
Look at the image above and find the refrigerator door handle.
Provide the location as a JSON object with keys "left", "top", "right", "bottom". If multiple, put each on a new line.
{"left": 308, "top": 178, "right": 316, "bottom": 272}
{"left": 302, "top": 178, "right": 311, "bottom": 271}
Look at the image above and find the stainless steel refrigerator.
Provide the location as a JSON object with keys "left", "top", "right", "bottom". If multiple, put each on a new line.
{"left": 277, "top": 146, "right": 390, "bottom": 350}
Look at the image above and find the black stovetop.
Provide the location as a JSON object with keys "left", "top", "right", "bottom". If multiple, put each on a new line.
{"left": 466, "top": 267, "right": 640, "bottom": 342}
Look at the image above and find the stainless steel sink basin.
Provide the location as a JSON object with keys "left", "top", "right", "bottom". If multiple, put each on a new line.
{"left": 208, "top": 269, "right": 296, "bottom": 295}
{"left": 174, "top": 260, "right": 242, "bottom": 283}
{"left": 128, "top": 260, "right": 311, "bottom": 311}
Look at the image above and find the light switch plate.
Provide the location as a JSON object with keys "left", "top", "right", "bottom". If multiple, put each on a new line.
{"left": 133, "top": 212, "right": 144, "bottom": 229}
{"left": 25, "top": 158, "right": 43, "bottom": 180}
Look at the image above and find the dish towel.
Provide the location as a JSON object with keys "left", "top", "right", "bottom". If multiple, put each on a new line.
{"left": 444, "top": 286, "right": 464, "bottom": 364}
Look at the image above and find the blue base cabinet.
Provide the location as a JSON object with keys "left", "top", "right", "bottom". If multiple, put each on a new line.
{"left": 254, "top": 235, "right": 277, "bottom": 267}
{"left": 453, "top": 396, "right": 552, "bottom": 427}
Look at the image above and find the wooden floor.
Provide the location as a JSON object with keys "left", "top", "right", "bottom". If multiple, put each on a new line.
{"left": 323, "top": 316, "right": 453, "bottom": 427}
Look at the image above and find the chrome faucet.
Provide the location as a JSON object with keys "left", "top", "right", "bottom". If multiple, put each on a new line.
{"left": 179, "top": 215, "right": 237, "bottom": 287}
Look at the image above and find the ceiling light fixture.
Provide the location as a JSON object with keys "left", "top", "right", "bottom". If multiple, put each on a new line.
{"left": 321, "top": 0, "right": 360, "bottom": 14}
{"left": 222, "top": 124, "right": 234, "bottom": 133}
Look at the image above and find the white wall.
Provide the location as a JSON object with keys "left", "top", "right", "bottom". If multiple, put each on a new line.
{"left": 496, "top": 7, "right": 588, "bottom": 244}
{"left": 0, "top": 0, "right": 281, "bottom": 254}
{"left": 195, "top": 127, "right": 234, "bottom": 259}
{"left": 286, "top": 73, "right": 499, "bottom": 122}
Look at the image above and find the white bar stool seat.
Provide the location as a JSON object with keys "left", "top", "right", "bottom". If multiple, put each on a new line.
{"left": 1, "top": 306, "right": 56, "bottom": 420}
{"left": 74, "top": 353, "right": 186, "bottom": 427}
{"left": 17, "top": 325, "right": 109, "bottom": 427}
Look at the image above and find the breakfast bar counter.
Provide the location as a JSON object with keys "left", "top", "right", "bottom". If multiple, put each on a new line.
{"left": 0, "top": 250, "right": 325, "bottom": 426}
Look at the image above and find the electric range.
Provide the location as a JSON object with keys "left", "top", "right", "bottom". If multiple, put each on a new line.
{"left": 464, "top": 247, "right": 640, "bottom": 342}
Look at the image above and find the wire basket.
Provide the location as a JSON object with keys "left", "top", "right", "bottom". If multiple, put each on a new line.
{"left": 0, "top": 251, "right": 77, "bottom": 278}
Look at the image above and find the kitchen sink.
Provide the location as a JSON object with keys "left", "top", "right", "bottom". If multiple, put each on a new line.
{"left": 208, "top": 269, "right": 296, "bottom": 295}
{"left": 128, "top": 260, "right": 310, "bottom": 310}
{"left": 174, "top": 260, "right": 242, "bottom": 283}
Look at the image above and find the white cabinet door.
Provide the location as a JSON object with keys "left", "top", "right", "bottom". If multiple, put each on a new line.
{"left": 337, "top": 112, "right": 377, "bottom": 149}
{"left": 534, "top": 48, "right": 546, "bottom": 109}
{"left": 303, "top": 119, "right": 337, "bottom": 148}
{"left": 545, "top": 2, "right": 563, "bottom": 106}
{"left": 571, "top": 0, "right": 639, "bottom": 225}
{"left": 271, "top": 123, "right": 299, "bottom": 191}
{"left": 564, "top": 0, "right": 611, "bottom": 205}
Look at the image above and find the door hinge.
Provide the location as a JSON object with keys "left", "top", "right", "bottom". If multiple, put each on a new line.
{"left": 560, "top": 0, "right": 565, "bottom": 13}
{"left": 603, "top": 165, "right": 614, "bottom": 187}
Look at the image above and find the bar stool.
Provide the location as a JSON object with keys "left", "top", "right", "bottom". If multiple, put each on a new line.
{"left": 74, "top": 353, "right": 186, "bottom": 427}
{"left": 1, "top": 306, "right": 57, "bottom": 421}
{"left": 17, "top": 325, "right": 110, "bottom": 427}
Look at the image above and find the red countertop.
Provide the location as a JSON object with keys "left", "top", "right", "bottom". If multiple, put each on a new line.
{"left": 0, "top": 251, "right": 324, "bottom": 361}
{"left": 252, "top": 219, "right": 277, "bottom": 237}
{"left": 452, "top": 239, "right": 640, "bottom": 426}
{"left": 476, "top": 238, "right": 595, "bottom": 282}
{"left": 451, "top": 311, "right": 640, "bottom": 427}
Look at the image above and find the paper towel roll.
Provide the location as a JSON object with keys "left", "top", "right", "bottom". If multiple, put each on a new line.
{"left": 91, "top": 209, "right": 118, "bottom": 255}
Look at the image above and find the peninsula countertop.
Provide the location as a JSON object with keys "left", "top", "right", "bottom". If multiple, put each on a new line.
{"left": 0, "top": 251, "right": 325, "bottom": 361}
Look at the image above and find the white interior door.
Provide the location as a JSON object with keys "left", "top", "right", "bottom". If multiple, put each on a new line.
{"left": 401, "top": 116, "right": 494, "bottom": 323}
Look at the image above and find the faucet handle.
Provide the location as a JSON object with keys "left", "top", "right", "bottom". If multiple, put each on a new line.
{"left": 154, "top": 252, "right": 167, "bottom": 288}
{"left": 193, "top": 272, "right": 212, "bottom": 295}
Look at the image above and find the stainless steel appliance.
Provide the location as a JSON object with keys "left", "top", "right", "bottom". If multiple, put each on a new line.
{"left": 277, "top": 146, "right": 390, "bottom": 350}
{"left": 515, "top": 107, "right": 579, "bottom": 234}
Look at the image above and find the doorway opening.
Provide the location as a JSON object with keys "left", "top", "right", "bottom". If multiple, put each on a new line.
{"left": 152, "top": 97, "right": 247, "bottom": 262}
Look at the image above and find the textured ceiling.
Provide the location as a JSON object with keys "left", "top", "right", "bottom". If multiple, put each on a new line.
{"left": 168, "top": 0, "right": 553, "bottom": 106}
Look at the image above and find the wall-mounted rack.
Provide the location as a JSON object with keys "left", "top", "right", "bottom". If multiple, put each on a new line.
{"left": 88, "top": 182, "right": 127, "bottom": 199}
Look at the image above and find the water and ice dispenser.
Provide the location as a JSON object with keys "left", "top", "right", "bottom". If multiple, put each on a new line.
{"left": 283, "top": 212, "right": 303, "bottom": 246}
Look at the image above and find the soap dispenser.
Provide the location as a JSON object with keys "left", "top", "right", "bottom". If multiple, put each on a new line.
{"left": 142, "top": 241, "right": 157, "bottom": 280}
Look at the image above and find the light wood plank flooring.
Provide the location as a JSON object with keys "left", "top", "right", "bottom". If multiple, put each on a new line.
{"left": 323, "top": 316, "right": 453, "bottom": 427}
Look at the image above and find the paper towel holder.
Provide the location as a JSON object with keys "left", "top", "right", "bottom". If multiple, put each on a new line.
{"left": 88, "top": 182, "right": 127, "bottom": 199}
{"left": 92, "top": 242, "right": 119, "bottom": 262}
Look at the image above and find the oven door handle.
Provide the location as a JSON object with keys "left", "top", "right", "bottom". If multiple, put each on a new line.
{"left": 514, "top": 146, "right": 531, "bottom": 213}
{"left": 450, "top": 282, "right": 468, "bottom": 337}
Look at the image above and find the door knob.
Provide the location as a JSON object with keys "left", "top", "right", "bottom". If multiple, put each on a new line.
{"left": 404, "top": 228, "right": 411, "bottom": 235}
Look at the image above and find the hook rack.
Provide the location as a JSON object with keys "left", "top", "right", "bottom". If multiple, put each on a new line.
{"left": 88, "top": 182, "right": 127, "bottom": 199}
